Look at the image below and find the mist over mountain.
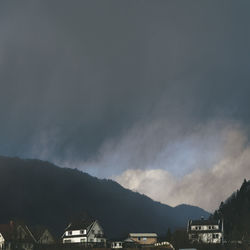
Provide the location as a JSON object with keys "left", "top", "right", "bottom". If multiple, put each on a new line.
{"left": 0, "top": 156, "right": 209, "bottom": 238}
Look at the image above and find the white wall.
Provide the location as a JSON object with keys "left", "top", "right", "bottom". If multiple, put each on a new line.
{"left": 111, "top": 242, "right": 123, "bottom": 248}
{"left": 190, "top": 232, "right": 222, "bottom": 244}
{"left": 63, "top": 237, "right": 87, "bottom": 243}
{"left": 88, "top": 221, "right": 104, "bottom": 243}
{"left": 63, "top": 221, "right": 105, "bottom": 244}
{"left": 66, "top": 229, "right": 86, "bottom": 236}
{"left": 0, "top": 233, "right": 4, "bottom": 249}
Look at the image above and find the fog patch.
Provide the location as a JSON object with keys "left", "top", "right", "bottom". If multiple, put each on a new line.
{"left": 114, "top": 126, "right": 250, "bottom": 211}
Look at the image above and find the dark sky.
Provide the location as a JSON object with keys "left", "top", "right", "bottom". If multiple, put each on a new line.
{"left": 1, "top": 1, "right": 250, "bottom": 210}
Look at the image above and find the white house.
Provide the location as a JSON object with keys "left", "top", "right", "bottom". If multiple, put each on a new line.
{"left": 62, "top": 219, "right": 106, "bottom": 246}
{"left": 187, "top": 218, "right": 224, "bottom": 244}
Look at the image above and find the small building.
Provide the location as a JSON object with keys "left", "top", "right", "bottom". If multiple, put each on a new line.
{"left": 111, "top": 241, "right": 123, "bottom": 249}
{"left": 127, "top": 233, "right": 158, "bottom": 245}
{"left": 187, "top": 218, "right": 224, "bottom": 244}
{"left": 62, "top": 219, "right": 106, "bottom": 246}
{"left": 0, "top": 221, "right": 35, "bottom": 250}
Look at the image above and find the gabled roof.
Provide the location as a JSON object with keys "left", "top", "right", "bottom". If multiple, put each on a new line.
{"left": 0, "top": 222, "right": 35, "bottom": 243}
{"left": 190, "top": 219, "right": 219, "bottom": 226}
{"left": 65, "top": 218, "right": 95, "bottom": 231}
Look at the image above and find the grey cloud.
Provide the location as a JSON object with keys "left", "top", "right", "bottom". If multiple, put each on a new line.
{"left": 0, "top": 0, "right": 250, "bottom": 172}
{"left": 115, "top": 124, "right": 250, "bottom": 211}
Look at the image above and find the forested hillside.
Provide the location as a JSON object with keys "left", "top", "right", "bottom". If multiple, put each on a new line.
{"left": 0, "top": 156, "right": 209, "bottom": 238}
{"left": 213, "top": 179, "right": 250, "bottom": 241}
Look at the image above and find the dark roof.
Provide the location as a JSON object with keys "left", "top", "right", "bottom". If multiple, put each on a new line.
{"left": 29, "top": 226, "right": 48, "bottom": 241}
{"left": 21, "top": 225, "right": 36, "bottom": 242}
{"left": 0, "top": 223, "right": 35, "bottom": 243}
{"left": 65, "top": 219, "right": 95, "bottom": 231}
{"left": 0, "top": 224, "right": 14, "bottom": 240}
{"left": 190, "top": 220, "right": 219, "bottom": 226}
{"left": 189, "top": 230, "right": 222, "bottom": 234}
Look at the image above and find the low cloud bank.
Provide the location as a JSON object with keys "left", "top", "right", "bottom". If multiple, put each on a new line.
{"left": 114, "top": 125, "right": 250, "bottom": 212}
{"left": 29, "top": 116, "right": 250, "bottom": 212}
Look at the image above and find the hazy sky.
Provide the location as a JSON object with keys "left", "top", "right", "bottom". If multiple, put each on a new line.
{"left": 1, "top": 1, "right": 250, "bottom": 211}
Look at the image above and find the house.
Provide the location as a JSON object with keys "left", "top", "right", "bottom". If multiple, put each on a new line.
{"left": 127, "top": 233, "right": 158, "bottom": 245}
{"left": 187, "top": 218, "right": 224, "bottom": 244}
{"left": 62, "top": 219, "right": 106, "bottom": 246}
{"left": 0, "top": 221, "right": 35, "bottom": 250}
{"left": 29, "top": 226, "right": 55, "bottom": 244}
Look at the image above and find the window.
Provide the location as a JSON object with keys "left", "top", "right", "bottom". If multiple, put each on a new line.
{"left": 138, "top": 237, "right": 141, "bottom": 240}
{"left": 208, "top": 226, "right": 211, "bottom": 230}
{"left": 68, "top": 231, "right": 72, "bottom": 236}
{"left": 119, "top": 243, "right": 122, "bottom": 246}
{"left": 80, "top": 238, "right": 86, "bottom": 243}
{"left": 213, "top": 234, "right": 219, "bottom": 239}
{"left": 80, "top": 230, "right": 85, "bottom": 234}
{"left": 64, "top": 240, "right": 71, "bottom": 243}
{"left": 192, "top": 234, "right": 198, "bottom": 239}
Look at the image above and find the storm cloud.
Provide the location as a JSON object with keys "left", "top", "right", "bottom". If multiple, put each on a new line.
{"left": 0, "top": 1, "right": 250, "bottom": 210}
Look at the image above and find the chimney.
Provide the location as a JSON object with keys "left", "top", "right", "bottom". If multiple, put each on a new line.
{"left": 10, "top": 220, "right": 14, "bottom": 227}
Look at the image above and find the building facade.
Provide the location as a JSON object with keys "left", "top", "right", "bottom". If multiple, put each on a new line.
{"left": 62, "top": 219, "right": 106, "bottom": 246}
{"left": 187, "top": 219, "right": 224, "bottom": 244}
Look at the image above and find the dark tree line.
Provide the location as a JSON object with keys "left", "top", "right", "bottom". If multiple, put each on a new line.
{"left": 212, "top": 179, "right": 250, "bottom": 241}
{"left": 164, "top": 180, "right": 250, "bottom": 249}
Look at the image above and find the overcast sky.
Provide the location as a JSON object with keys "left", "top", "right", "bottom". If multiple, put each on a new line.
{"left": 1, "top": 1, "right": 250, "bottom": 211}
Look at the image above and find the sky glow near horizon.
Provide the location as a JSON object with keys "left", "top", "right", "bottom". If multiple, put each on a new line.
{"left": 0, "top": 1, "right": 250, "bottom": 212}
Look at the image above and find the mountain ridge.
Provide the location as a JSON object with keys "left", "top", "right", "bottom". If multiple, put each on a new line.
{"left": 0, "top": 156, "right": 209, "bottom": 238}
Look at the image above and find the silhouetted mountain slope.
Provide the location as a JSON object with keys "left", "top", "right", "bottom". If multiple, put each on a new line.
{"left": 213, "top": 179, "right": 250, "bottom": 240}
{"left": 0, "top": 156, "right": 209, "bottom": 238}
